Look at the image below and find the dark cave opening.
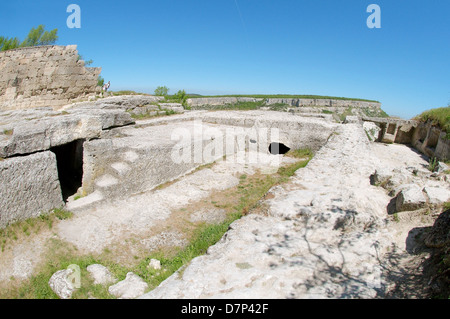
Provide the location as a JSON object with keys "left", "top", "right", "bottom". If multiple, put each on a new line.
{"left": 51, "top": 139, "right": 84, "bottom": 202}
{"left": 269, "top": 142, "right": 291, "bottom": 155}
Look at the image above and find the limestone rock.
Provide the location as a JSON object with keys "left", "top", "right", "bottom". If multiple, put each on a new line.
{"left": 424, "top": 210, "right": 450, "bottom": 248}
{"left": 141, "top": 124, "right": 392, "bottom": 299}
{"left": 424, "top": 186, "right": 450, "bottom": 206}
{"left": 0, "top": 45, "right": 101, "bottom": 111}
{"left": 148, "top": 259, "right": 162, "bottom": 271}
{"left": 0, "top": 107, "right": 134, "bottom": 158}
{"left": 395, "top": 184, "right": 428, "bottom": 212}
{"left": 48, "top": 269, "right": 78, "bottom": 299}
{"left": 344, "top": 116, "right": 360, "bottom": 124}
{"left": 436, "top": 161, "right": 449, "bottom": 174}
{"left": 108, "top": 272, "right": 148, "bottom": 299}
{"left": 0, "top": 151, "right": 63, "bottom": 228}
{"left": 371, "top": 168, "right": 392, "bottom": 187}
{"left": 87, "top": 264, "right": 117, "bottom": 285}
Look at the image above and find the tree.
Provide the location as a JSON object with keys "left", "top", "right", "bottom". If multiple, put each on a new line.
{"left": 0, "top": 25, "right": 58, "bottom": 51}
{"left": 0, "top": 36, "right": 20, "bottom": 51}
{"left": 154, "top": 86, "right": 169, "bottom": 96}
{"left": 20, "top": 25, "right": 58, "bottom": 47}
{"left": 174, "top": 89, "right": 188, "bottom": 106}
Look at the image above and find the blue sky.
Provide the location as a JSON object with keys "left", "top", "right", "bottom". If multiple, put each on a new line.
{"left": 1, "top": 0, "right": 449, "bottom": 119}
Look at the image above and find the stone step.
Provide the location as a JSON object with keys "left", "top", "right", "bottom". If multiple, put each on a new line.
{"left": 95, "top": 174, "right": 119, "bottom": 189}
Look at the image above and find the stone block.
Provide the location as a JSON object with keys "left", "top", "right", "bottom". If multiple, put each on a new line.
{"left": 395, "top": 184, "right": 427, "bottom": 212}
{"left": 0, "top": 151, "right": 64, "bottom": 228}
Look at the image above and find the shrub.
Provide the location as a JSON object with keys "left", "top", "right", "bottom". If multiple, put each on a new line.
{"left": 154, "top": 86, "right": 169, "bottom": 97}
{"left": 97, "top": 76, "right": 105, "bottom": 87}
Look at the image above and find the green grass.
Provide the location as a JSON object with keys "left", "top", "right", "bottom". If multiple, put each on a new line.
{"left": 362, "top": 107, "right": 390, "bottom": 118}
{"left": 192, "top": 100, "right": 266, "bottom": 111}
{"left": 129, "top": 109, "right": 177, "bottom": 120}
{"left": 2, "top": 129, "right": 13, "bottom": 136}
{"left": 111, "top": 90, "right": 150, "bottom": 96}
{"left": 414, "top": 106, "right": 450, "bottom": 137}
{"left": 0, "top": 208, "right": 74, "bottom": 253}
{"left": 278, "top": 149, "right": 313, "bottom": 179}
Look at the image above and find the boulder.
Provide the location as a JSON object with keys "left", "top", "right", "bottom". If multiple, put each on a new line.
{"left": 148, "top": 259, "right": 162, "bottom": 271}
{"left": 108, "top": 272, "right": 149, "bottom": 299}
{"left": 371, "top": 168, "right": 392, "bottom": 187}
{"left": 87, "top": 264, "right": 117, "bottom": 285}
{"left": 395, "top": 184, "right": 428, "bottom": 212}
{"left": 424, "top": 186, "right": 450, "bottom": 206}
{"left": 48, "top": 268, "right": 78, "bottom": 299}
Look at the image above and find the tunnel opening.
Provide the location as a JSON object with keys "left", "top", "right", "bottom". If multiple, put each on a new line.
{"left": 51, "top": 139, "right": 85, "bottom": 202}
{"left": 269, "top": 142, "right": 291, "bottom": 155}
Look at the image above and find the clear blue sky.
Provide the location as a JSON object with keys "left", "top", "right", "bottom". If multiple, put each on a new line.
{"left": 1, "top": 0, "right": 449, "bottom": 119}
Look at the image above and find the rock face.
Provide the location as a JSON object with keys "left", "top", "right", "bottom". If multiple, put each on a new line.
{"left": 0, "top": 97, "right": 138, "bottom": 228}
{"left": 140, "top": 123, "right": 394, "bottom": 299}
{"left": 0, "top": 45, "right": 101, "bottom": 111}
{"left": 0, "top": 151, "right": 64, "bottom": 228}
{"left": 425, "top": 210, "right": 450, "bottom": 248}
{"left": 0, "top": 105, "right": 134, "bottom": 159}
{"left": 363, "top": 117, "right": 450, "bottom": 161}
{"left": 186, "top": 97, "right": 382, "bottom": 110}
{"left": 75, "top": 110, "right": 338, "bottom": 208}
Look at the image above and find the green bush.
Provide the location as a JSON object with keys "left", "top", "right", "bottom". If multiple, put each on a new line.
{"left": 97, "top": 76, "right": 105, "bottom": 87}
{"left": 154, "top": 86, "right": 169, "bottom": 97}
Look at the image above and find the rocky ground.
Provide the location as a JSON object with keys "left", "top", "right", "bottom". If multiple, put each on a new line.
{"left": 0, "top": 102, "right": 448, "bottom": 299}
{"left": 141, "top": 123, "right": 449, "bottom": 299}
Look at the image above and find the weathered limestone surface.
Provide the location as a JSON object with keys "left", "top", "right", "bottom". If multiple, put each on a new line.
{"left": 48, "top": 268, "right": 78, "bottom": 299}
{"left": 108, "top": 272, "right": 149, "bottom": 299}
{"left": 0, "top": 151, "right": 63, "bottom": 228}
{"left": 77, "top": 111, "right": 338, "bottom": 205}
{"left": 140, "top": 124, "right": 394, "bottom": 299}
{"left": 198, "top": 110, "right": 338, "bottom": 152}
{"left": 0, "top": 45, "right": 101, "bottom": 111}
{"left": 87, "top": 264, "right": 118, "bottom": 286}
{"left": 0, "top": 104, "right": 134, "bottom": 158}
{"left": 362, "top": 117, "right": 449, "bottom": 161}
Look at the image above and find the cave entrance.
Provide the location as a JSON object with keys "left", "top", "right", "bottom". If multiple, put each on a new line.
{"left": 269, "top": 142, "right": 291, "bottom": 155}
{"left": 51, "top": 139, "right": 84, "bottom": 202}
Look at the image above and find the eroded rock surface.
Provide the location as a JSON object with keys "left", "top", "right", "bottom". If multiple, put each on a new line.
{"left": 141, "top": 124, "right": 395, "bottom": 299}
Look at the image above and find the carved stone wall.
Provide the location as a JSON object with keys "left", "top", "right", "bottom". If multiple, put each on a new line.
{"left": 0, "top": 45, "right": 101, "bottom": 110}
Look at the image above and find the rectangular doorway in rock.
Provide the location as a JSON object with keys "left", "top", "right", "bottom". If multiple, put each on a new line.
{"left": 51, "top": 139, "right": 85, "bottom": 201}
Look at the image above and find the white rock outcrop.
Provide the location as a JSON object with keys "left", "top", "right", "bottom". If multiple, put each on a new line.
{"left": 108, "top": 272, "right": 148, "bottom": 299}
{"left": 140, "top": 123, "right": 394, "bottom": 299}
{"left": 87, "top": 264, "right": 117, "bottom": 286}
{"left": 48, "top": 269, "right": 78, "bottom": 299}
